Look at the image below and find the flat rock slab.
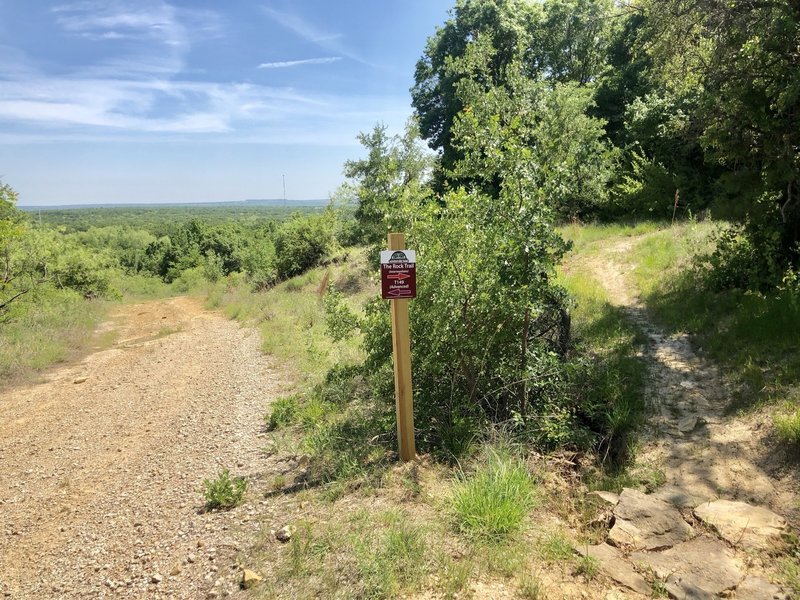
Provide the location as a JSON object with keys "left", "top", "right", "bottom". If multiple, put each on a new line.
{"left": 694, "top": 499, "right": 786, "bottom": 550}
{"left": 576, "top": 543, "right": 650, "bottom": 596}
{"left": 608, "top": 488, "right": 694, "bottom": 550}
{"left": 735, "top": 576, "right": 789, "bottom": 600}
{"left": 652, "top": 485, "right": 705, "bottom": 508}
{"left": 631, "top": 535, "right": 741, "bottom": 600}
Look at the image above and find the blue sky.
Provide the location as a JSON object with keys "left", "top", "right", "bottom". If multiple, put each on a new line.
{"left": 0, "top": 1, "right": 451, "bottom": 205}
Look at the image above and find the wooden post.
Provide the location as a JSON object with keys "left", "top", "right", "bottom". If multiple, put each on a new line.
{"left": 388, "top": 232, "right": 416, "bottom": 462}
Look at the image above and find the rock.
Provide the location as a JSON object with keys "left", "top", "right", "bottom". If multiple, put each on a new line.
{"left": 575, "top": 543, "right": 650, "bottom": 596}
{"left": 151, "top": 573, "right": 163, "bottom": 584}
{"left": 607, "top": 488, "right": 694, "bottom": 550}
{"left": 680, "top": 381, "right": 697, "bottom": 389}
{"left": 652, "top": 485, "right": 705, "bottom": 508}
{"left": 694, "top": 500, "right": 786, "bottom": 550}
{"left": 678, "top": 416, "right": 699, "bottom": 433}
{"left": 187, "top": 553, "right": 196, "bottom": 563}
{"left": 73, "top": 377, "right": 88, "bottom": 384}
{"left": 170, "top": 564, "right": 182, "bottom": 576}
{"left": 735, "top": 576, "right": 789, "bottom": 600}
{"left": 589, "top": 491, "right": 620, "bottom": 506}
{"left": 241, "top": 569, "right": 262, "bottom": 590}
{"left": 275, "top": 525, "right": 295, "bottom": 543}
{"left": 631, "top": 535, "right": 741, "bottom": 600}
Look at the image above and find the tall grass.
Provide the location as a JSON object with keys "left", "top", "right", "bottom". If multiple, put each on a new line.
{"left": 450, "top": 448, "right": 539, "bottom": 541}
{"left": 0, "top": 288, "right": 109, "bottom": 389}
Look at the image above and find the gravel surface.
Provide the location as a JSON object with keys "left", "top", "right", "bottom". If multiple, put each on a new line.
{"left": 0, "top": 297, "right": 290, "bottom": 599}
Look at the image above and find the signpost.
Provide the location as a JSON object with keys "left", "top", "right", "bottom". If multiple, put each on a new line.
{"left": 382, "top": 233, "right": 416, "bottom": 462}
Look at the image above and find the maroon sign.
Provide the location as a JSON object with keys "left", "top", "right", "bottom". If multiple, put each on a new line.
{"left": 380, "top": 250, "right": 417, "bottom": 299}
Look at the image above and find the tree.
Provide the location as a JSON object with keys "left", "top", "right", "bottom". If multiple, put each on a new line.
{"left": 411, "top": 0, "right": 542, "bottom": 171}
{"left": 0, "top": 182, "right": 29, "bottom": 317}
{"left": 640, "top": 0, "right": 800, "bottom": 276}
{"left": 343, "top": 120, "right": 432, "bottom": 246}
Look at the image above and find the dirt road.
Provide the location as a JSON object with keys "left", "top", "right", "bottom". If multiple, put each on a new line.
{"left": 0, "top": 297, "right": 288, "bottom": 599}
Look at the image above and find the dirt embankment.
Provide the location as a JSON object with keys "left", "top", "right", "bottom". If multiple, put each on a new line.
{"left": 0, "top": 297, "right": 288, "bottom": 599}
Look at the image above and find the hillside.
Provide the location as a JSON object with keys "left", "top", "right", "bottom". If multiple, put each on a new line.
{"left": 2, "top": 222, "right": 796, "bottom": 599}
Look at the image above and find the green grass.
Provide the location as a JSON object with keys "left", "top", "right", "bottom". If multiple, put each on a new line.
{"left": 450, "top": 449, "right": 539, "bottom": 541}
{"left": 775, "top": 401, "right": 800, "bottom": 446}
{"left": 0, "top": 287, "right": 110, "bottom": 389}
{"left": 558, "top": 233, "right": 648, "bottom": 466}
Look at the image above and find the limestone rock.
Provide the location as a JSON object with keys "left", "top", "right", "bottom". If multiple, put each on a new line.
{"left": 736, "top": 576, "right": 789, "bottom": 600}
{"left": 241, "top": 569, "right": 262, "bottom": 590}
{"left": 575, "top": 543, "right": 650, "bottom": 596}
{"left": 275, "top": 525, "right": 295, "bottom": 543}
{"left": 631, "top": 535, "right": 741, "bottom": 600}
{"left": 678, "top": 416, "right": 699, "bottom": 433}
{"left": 589, "top": 491, "right": 620, "bottom": 506}
{"left": 652, "top": 485, "right": 705, "bottom": 508}
{"left": 150, "top": 573, "right": 163, "bottom": 584}
{"left": 608, "top": 488, "right": 694, "bottom": 550}
{"left": 693, "top": 499, "right": 786, "bottom": 550}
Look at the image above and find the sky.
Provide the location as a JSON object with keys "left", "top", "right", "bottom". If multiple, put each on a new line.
{"left": 0, "top": 0, "right": 451, "bottom": 206}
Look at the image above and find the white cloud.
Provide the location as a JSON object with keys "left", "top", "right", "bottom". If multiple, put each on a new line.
{"left": 257, "top": 57, "right": 341, "bottom": 69}
{"left": 261, "top": 7, "right": 373, "bottom": 67}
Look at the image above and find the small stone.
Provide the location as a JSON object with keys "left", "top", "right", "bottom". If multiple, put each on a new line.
{"left": 679, "top": 380, "right": 696, "bottom": 389}
{"left": 678, "top": 415, "right": 699, "bottom": 433}
{"left": 151, "top": 573, "right": 163, "bottom": 584}
{"left": 197, "top": 539, "right": 206, "bottom": 548}
{"left": 187, "top": 554, "right": 196, "bottom": 563}
{"left": 73, "top": 377, "right": 88, "bottom": 384}
{"left": 170, "top": 564, "right": 182, "bottom": 576}
{"left": 275, "top": 525, "right": 295, "bottom": 543}
{"left": 241, "top": 569, "right": 263, "bottom": 590}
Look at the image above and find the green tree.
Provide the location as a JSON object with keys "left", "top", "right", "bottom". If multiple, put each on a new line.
{"left": 640, "top": 0, "right": 800, "bottom": 278}
{"left": 343, "top": 121, "right": 432, "bottom": 246}
{"left": 0, "top": 183, "right": 30, "bottom": 317}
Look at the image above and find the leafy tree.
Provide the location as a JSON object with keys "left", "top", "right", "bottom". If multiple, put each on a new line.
{"left": 274, "top": 214, "right": 333, "bottom": 280}
{"left": 640, "top": 0, "right": 800, "bottom": 279}
{"left": 343, "top": 121, "right": 432, "bottom": 246}
{"left": 411, "top": 0, "right": 542, "bottom": 171}
{"left": 0, "top": 183, "right": 31, "bottom": 317}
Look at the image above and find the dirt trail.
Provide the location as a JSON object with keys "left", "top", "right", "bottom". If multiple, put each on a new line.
{"left": 574, "top": 237, "right": 797, "bottom": 598}
{"left": 595, "top": 239, "right": 797, "bottom": 519}
{"left": 0, "top": 297, "right": 289, "bottom": 599}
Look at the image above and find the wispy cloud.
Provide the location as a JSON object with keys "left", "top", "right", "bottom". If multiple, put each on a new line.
{"left": 261, "top": 6, "right": 372, "bottom": 67}
{"left": 257, "top": 56, "right": 341, "bottom": 69}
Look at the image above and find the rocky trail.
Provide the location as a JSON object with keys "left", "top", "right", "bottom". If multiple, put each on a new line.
{"left": 0, "top": 297, "right": 294, "bottom": 599}
{"left": 578, "top": 238, "right": 798, "bottom": 599}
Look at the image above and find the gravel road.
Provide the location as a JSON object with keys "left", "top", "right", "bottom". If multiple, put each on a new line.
{"left": 0, "top": 297, "right": 288, "bottom": 599}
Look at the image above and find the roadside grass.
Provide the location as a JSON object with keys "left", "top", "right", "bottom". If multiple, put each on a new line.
{"left": 206, "top": 249, "right": 372, "bottom": 385}
{"left": 0, "top": 287, "right": 110, "bottom": 390}
{"left": 558, "top": 227, "right": 648, "bottom": 468}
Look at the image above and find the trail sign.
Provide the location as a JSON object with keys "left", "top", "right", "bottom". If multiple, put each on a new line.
{"left": 380, "top": 249, "right": 417, "bottom": 300}
{"left": 384, "top": 235, "right": 416, "bottom": 462}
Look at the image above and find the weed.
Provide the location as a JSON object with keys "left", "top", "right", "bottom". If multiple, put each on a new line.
{"left": 574, "top": 553, "right": 600, "bottom": 580}
{"left": 265, "top": 395, "right": 299, "bottom": 430}
{"left": 450, "top": 449, "right": 538, "bottom": 541}
{"left": 436, "top": 554, "right": 473, "bottom": 599}
{"left": 538, "top": 530, "right": 574, "bottom": 562}
{"left": 202, "top": 468, "right": 247, "bottom": 510}
{"left": 775, "top": 404, "right": 800, "bottom": 446}
{"left": 518, "top": 573, "right": 544, "bottom": 599}
{"left": 270, "top": 474, "right": 286, "bottom": 491}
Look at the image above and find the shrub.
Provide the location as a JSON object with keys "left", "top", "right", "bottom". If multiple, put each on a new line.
{"left": 202, "top": 468, "right": 247, "bottom": 510}
{"left": 266, "top": 395, "right": 300, "bottom": 430}
{"left": 274, "top": 214, "right": 333, "bottom": 280}
{"left": 450, "top": 449, "right": 538, "bottom": 541}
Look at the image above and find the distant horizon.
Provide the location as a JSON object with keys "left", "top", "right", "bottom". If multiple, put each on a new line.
{"left": 18, "top": 197, "right": 334, "bottom": 210}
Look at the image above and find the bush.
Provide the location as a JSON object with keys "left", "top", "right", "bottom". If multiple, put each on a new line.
{"left": 274, "top": 214, "right": 333, "bottom": 280}
{"left": 202, "top": 468, "right": 247, "bottom": 510}
{"left": 266, "top": 395, "right": 300, "bottom": 430}
{"left": 450, "top": 449, "right": 538, "bottom": 541}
